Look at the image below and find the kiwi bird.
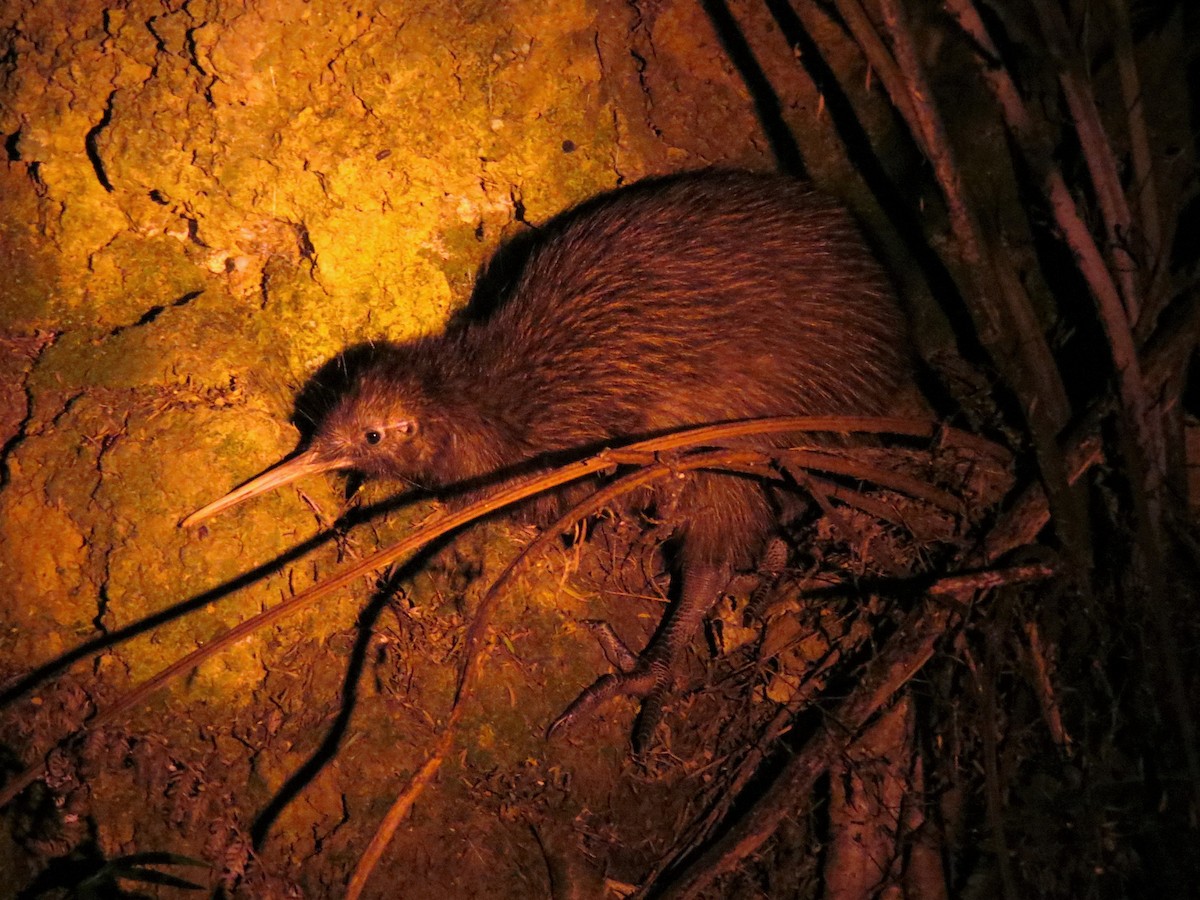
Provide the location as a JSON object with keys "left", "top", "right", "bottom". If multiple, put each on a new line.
{"left": 182, "top": 170, "right": 909, "bottom": 752}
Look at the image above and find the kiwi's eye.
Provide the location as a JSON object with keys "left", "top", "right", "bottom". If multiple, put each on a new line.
{"left": 364, "top": 429, "right": 382, "bottom": 445}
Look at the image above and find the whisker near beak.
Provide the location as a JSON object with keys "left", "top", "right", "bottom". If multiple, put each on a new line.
{"left": 180, "top": 448, "right": 349, "bottom": 528}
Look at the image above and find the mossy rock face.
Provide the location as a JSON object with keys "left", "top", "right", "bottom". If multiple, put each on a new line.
{"left": 0, "top": 0, "right": 942, "bottom": 894}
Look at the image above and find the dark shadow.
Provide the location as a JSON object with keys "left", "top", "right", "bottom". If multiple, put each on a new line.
{"left": 247, "top": 556, "right": 426, "bottom": 849}
{"left": 453, "top": 168, "right": 807, "bottom": 323}
{"left": 759, "top": 0, "right": 983, "bottom": 362}
{"left": 0, "top": 494, "right": 417, "bottom": 715}
{"left": 18, "top": 838, "right": 208, "bottom": 898}
{"left": 17, "top": 840, "right": 109, "bottom": 899}
{"left": 451, "top": 222, "right": 545, "bottom": 324}
{"left": 699, "top": 0, "right": 807, "bottom": 178}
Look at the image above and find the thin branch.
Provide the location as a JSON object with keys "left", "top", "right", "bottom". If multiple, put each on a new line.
{"left": 944, "top": 0, "right": 1155, "bottom": 472}
{"left": 843, "top": 0, "right": 1087, "bottom": 568}
{"left": 801, "top": 471, "right": 922, "bottom": 527}
{"left": 1031, "top": 0, "right": 1141, "bottom": 323}
{"left": 947, "top": 0, "right": 1199, "bottom": 814}
{"left": 782, "top": 448, "right": 964, "bottom": 512}
{"left": 1105, "top": 0, "right": 1162, "bottom": 290}
{"left": 819, "top": 0, "right": 922, "bottom": 153}
{"left": 1024, "top": 621, "right": 1072, "bottom": 751}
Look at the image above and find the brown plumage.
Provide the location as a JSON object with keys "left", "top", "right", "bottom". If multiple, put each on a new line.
{"left": 185, "top": 169, "right": 910, "bottom": 750}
